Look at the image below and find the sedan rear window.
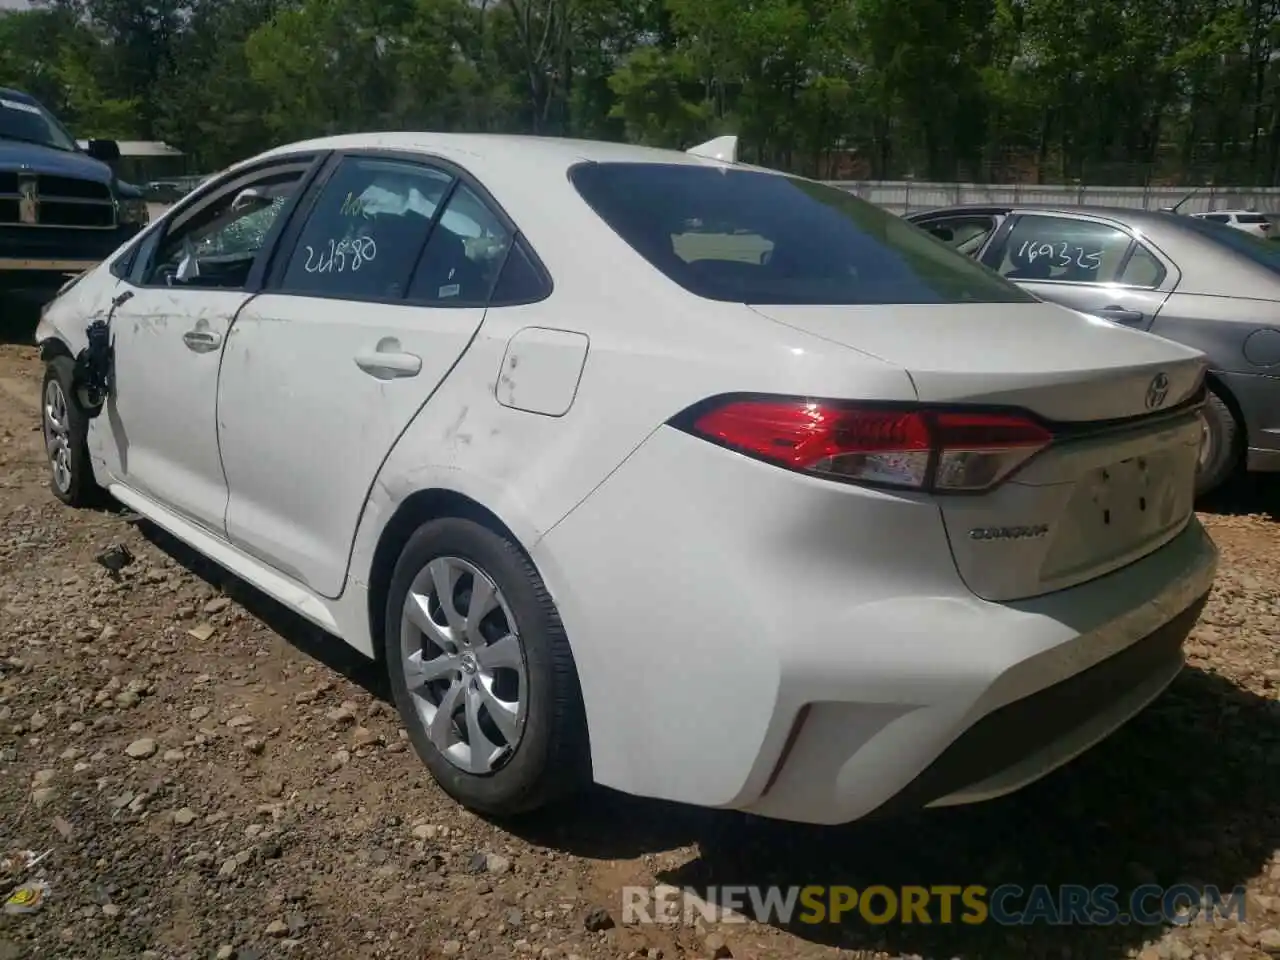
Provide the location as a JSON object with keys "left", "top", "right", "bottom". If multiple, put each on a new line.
{"left": 568, "top": 162, "right": 1033, "bottom": 305}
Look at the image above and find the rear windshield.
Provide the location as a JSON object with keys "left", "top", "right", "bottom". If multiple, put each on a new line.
{"left": 1236, "top": 214, "right": 1269, "bottom": 224}
{"left": 1176, "top": 213, "right": 1280, "bottom": 272}
{"left": 567, "top": 162, "right": 1034, "bottom": 305}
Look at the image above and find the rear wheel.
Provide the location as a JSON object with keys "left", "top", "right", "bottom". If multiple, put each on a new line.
{"left": 1195, "top": 387, "right": 1240, "bottom": 498}
{"left": 384, "top": 517, "right": 590, "bottom": 817}
{"left": 41, "top": 356, "right": 103, "bottom": 508}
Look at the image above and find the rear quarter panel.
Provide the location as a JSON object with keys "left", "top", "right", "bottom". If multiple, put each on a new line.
{"left": 346, "top": 166, "right": 920, "bottom": 595}
{"left": 1150, "top": 294, "right": 1280, "bottom": 376}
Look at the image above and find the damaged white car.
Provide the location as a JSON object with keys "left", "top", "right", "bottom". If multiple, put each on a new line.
{"left": 36, "top": 132, "right": 1216, "bottom": 825}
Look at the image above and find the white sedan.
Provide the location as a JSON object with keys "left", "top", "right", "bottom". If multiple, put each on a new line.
{"left": 35, "top": 131, "right": 1217, "bottom": 825}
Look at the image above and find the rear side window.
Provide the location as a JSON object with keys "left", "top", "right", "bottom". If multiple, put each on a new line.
{"left": 489, "top": 237, "right": 551, "bottom": 305}
{"left": 406, "top": 182, "right": 513, "bottom": 306}
{"left": 1236, "top": 214, "right": 1269, "bottom": 224}
{"left": 992, "top": 215, "right": 1134, "bottom": 284}
{"left": 1118, "top": 245, "right": 1166, "bottom": 287}
{"left": 568, "top": 162, "right": 1032, "bottom": 305}
{"left": 279, "top": 157, "right": 455, "bottom": 301}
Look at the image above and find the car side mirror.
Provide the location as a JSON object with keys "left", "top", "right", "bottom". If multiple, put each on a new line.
{"left": 86, "top": 139, "right": 121, "bottom": 163}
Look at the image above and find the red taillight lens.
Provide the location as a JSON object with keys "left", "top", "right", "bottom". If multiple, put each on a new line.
{"left": 678, "top": 398, "right": 1053, "bottom": 493}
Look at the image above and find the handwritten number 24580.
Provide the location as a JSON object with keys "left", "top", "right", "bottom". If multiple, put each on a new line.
{"left": 303, "top": 235, "right": 378, "bottom": 274}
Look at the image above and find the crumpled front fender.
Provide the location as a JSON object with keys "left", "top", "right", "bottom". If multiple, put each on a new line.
{"left": 33, "top": 268, "right": 114, "bottom": 358}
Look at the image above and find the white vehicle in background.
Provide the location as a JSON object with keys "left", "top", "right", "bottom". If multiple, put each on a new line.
{"left": 34, "top": 131, "right": 1216, "bottom": 826}
{"left": 1189, "top": 209, "right": 1273, "bottom": 239}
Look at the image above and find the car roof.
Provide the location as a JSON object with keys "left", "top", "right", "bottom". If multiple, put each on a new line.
{"left": 253, "top": 131, "right": 784, "bottom": 181}
{"left": 909, "top": 202, "right": 1204, "bottom": 230}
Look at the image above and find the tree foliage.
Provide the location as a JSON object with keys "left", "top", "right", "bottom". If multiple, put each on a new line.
{"left": 3, "top": 0, "right": 1280, "bottom": 184}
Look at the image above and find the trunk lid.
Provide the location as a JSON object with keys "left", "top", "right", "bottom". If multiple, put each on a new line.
{"left": 748, "top": 301, "right": 1206, "bottom": 420}
{"left": 749, "top": 301, "right": 1208, "bottom": 602}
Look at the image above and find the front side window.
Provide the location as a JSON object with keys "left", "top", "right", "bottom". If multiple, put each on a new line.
{"left": 0, "top": 93, "right": 77, "bottom": 152}
{"left": 916, "top": 215, "right": 998, "bottom": 257}
{"left": 992, "top": 215, "right": 1134, "bottom": 285}
{"left": 145, "top": 171, "right": 304, "bottom": 289}
{"left": 279, "top": 157, "right": 455, "bottom": 301}
{"left": 568, "top": 162, "right": 1032, "bottom": 305}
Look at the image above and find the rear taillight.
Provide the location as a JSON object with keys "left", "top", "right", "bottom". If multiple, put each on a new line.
{"left": 674, "top": 397, "right": 1053, "bottom": 493}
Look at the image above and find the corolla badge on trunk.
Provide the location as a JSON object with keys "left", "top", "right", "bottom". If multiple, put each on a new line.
{"left": 968, "top": 524, "right": 1050, "bottom": 542}
{"left": 1145, "top": 372, "right": 1170, "bottom": 410}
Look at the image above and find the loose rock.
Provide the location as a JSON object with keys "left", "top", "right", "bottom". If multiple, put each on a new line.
{"left": 124, "top": 738, "right": 157, "bottom": 759}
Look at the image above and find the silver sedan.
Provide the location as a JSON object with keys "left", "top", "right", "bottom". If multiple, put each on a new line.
{"left": 906, "top": 204, "right": 1280, "bottom": 496}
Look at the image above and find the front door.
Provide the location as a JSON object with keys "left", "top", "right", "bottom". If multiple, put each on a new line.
{"left": 981, "top": 212, "right": 1175, "bottom": 331}
{"left": 216, "top": 153, "right": 518, "bottom": 597}
{"left": 97, "top": 157, "right": 317, "bottom": 533}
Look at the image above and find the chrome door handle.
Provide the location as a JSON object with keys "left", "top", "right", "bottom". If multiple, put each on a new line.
{"left": 1097, "top": 305, "right": 1144, "bottom": 323}
{"left": 354, "top": 350, "right": 422, "bottom": 379}
{"left": 182, "top": 329, "right": 222, "bottom": 352}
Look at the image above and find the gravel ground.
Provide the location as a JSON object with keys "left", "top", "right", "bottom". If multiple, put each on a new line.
{"left": 2, "top": 302, "right": 1280, "bottom": 960}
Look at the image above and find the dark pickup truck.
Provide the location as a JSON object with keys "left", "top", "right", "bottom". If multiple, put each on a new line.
{"left": 1, "top": 86, "right": 149, "bottom": 301}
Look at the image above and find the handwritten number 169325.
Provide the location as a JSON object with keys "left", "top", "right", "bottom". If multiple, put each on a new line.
{"left": 1016, "top": 239, "right": 1102, "bottom": 272}
{"left": 303, "top": 235, "right": 378, "bottom": 275}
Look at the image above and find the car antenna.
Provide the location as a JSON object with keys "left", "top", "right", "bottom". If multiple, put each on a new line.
{"left": 1166, "top": 187, "right": 1199, "bottom": 214}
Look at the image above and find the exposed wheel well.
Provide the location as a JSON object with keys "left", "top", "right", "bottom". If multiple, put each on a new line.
{"left": 366, "top": 489, "right": 525, "bottom": 666}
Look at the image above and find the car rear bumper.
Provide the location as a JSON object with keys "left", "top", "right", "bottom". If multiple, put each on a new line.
{"left": 536, "top": 424, "right": 1218, "bottom": 825}
{"left": 1216, "top": 370, "right": 1280, "bottom": 472}
{"left": 740, "top": 522, "right": 1214, "bottom": 824}
{"left": 824, "top": 589, "right": 1205, "bottom": 819}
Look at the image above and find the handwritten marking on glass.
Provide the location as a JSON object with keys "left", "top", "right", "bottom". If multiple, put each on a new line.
{"left": 1016, "top": 239, "right": 1103, "bottom": 271}
{"left": 302, "top": 235, "right": 378, "bottom": 274}
{"left": 340, "top": 192, "right": 373, "bottom": 219}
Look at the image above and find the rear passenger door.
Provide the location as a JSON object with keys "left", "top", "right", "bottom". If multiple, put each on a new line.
{"left": 981, "top": 212, "right": 1176, "bottom": 331}
{"left": 214, "top": 151, "right": 531, "bottom": 598}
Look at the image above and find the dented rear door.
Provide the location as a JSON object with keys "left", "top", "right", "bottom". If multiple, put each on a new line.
{"left": 215, "top": 153, "right": 502, "bottom": 599}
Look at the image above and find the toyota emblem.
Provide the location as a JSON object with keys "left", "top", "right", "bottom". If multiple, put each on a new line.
{"left": 1145, "top": 372, "right": 1170, "bottom": 410}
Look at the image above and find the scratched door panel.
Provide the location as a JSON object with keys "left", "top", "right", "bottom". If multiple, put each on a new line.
{"left": 104, "top": 285, "right": 249, "bottom": 535}
{"left": 216, "top": 294, "right": 487, "bottom": 597}
{"left": 215, "top": 155, "right": 513, "bottom": 598}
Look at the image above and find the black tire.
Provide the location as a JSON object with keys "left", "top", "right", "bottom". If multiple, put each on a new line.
{"left": 1195, "top": 387, "right": 1240, "bottom": 498}
{"left": 384, "top": 517, "right": 590, "bottom": 817}
{"left": 41, "top": 355, "right": 103, "bottom": 508}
